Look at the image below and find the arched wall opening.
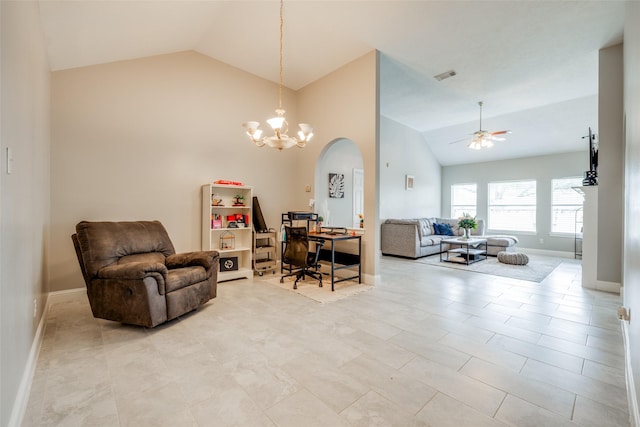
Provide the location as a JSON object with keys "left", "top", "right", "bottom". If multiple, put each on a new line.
{"left": 314, "top": 138, "right": 364, "bottom": 229}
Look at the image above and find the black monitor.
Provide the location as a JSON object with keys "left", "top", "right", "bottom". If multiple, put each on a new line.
{"left": 253, "top": 196, "right": 269, "bottom": 232}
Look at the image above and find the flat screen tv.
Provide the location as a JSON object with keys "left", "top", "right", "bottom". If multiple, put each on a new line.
{"left": 253, "top": 196, "right": 269, "bottom": 232}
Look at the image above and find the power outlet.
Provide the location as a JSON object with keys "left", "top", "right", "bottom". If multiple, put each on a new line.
{"left": 33, "top": 299, "right": 37, "bottom": 318}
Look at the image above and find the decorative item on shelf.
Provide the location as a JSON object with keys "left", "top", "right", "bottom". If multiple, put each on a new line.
{"left": 242, "top": 0, "right": 313, "bottom": 151}
{"left": 457, "top": 213, "right": 477, "bottom": 239}
{"left": 214, "top": 179, "right": 244, "bottom": 186}
{"left": 211, "top": 194, "right": 223, "bottom": 206}
{"left": 233, "top": 195, "right": 245, "bottom": 206}
{"left": 225, "top": 213, "right": 248, "bottom": 227}
{"left": 315, "top": 216, "right": 324, "bottom": 233}
{"left": 220, "top": 256, "right": 238, "bottom": 272}
{"left": 359, "top": 213, "right": 364, "bottom": 229}
{"left": 211, "top": 214, "right": 222, "bottom": 229}
{"left": 219, "top": 231, "right": 235, "bottom": 250}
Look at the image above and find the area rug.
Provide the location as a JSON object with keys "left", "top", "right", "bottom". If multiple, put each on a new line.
{"left": 259, "top": 273, "right": 373, "bottom": 303}
{"left": 415, "top": 253, "right": 563, "bottom": 282}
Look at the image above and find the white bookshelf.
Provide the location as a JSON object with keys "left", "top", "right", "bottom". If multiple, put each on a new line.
{"left": 202, "top": 183, "right": 253, "bottom": 281}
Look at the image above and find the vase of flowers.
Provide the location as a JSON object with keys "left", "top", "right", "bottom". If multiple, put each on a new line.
{"left": 359, "top": 213, "right": 364, "bottom": 229}
{"left": 458, "top": 213, "right": 477, "bottom": 239}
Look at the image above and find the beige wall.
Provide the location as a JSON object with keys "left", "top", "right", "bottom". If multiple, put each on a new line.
{"left": 50, "top": 50, "right": 381, "bottom": 290}
{"left": 623, "top": 0, "right": 640, "bottom": 414}
{"left": 295, "top": 51, "right": 379, "bottom": 282}
{"left": 0, "top": 1, "right": 51, "bottom": 425}
{"left": 598, "top": 44, "right": 624, "bottom": 284}
{"left": 50, "top": 51, "right": 304, "bottom": 292}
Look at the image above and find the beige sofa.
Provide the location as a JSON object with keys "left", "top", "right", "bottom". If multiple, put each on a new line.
{"left": 380, "top": 217, "right": 518, "bottom": 259}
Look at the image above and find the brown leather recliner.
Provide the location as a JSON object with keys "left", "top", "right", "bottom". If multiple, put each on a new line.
{"left": 72, "top": 220, "right": 219, "bottom": 327}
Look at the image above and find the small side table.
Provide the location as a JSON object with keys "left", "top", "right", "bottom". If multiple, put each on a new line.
{"left": 440, "top": 237, "right": 488, "bottom": 265}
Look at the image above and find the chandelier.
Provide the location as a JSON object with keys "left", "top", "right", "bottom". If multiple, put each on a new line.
{"left": 243, "top": 0, "right": 313, "bottom": 151}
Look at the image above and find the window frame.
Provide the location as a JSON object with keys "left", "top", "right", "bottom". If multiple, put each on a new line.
{"left": 450, "top": 182, "right": 477, "bottom": 219}
{"left": 550, "top": 176, "right": 584, "bottom": 236}
{"left": 487, "top": 179, "right": 537, "bottom": 234}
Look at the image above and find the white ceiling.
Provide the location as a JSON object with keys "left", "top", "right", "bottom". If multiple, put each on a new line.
{"left": 37, "top": 0, "right": 626, "bottom": 166}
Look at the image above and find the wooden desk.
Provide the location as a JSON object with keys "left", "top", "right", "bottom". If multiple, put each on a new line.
{"left": 308, "top": 232, "right": 362, "bottom": 291}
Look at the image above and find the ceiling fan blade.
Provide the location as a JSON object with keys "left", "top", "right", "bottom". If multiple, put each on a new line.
{"left": 448, "top": 103, "right": 511, "bottom": 147}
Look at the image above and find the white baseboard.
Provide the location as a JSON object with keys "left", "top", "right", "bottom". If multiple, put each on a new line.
{"left": 7, "top": 295, "right": 50, "bottom": 427}
{"left": 518, "top": 247, "right": 576, "bottom": 259}
{"left": 47, "top": 287, "right": 84, "bottom": 301}
{"left": 8, "top": 287, "right": 85, "bottom": 427}
{"left": 362, "top": 273, "right": 380, "bottom": 285}
{"left": 593, "top": 280, "right": 622, "bottom": 294}
{"left": 622, "top": 320, "right": 640, "bottom": 427}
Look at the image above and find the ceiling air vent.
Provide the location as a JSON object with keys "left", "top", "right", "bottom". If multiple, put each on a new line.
{"left": 434, "top": 70, "right": 457, "bottom": 81}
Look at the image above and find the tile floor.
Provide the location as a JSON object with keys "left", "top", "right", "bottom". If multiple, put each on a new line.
{"left": 23, "top": 256, "right": 630, "bottom": 426}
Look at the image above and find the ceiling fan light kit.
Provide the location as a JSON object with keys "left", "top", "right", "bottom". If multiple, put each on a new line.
{"left": 464, "top": 101, "right": 510, "bottom": 150}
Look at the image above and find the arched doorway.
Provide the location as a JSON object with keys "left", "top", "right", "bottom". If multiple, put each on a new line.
{"left": 314, "top": 138, "right": 364, "bottom": 229}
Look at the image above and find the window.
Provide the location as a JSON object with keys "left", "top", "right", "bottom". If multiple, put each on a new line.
{"left": 551, "top": 177, "right": 583, "bottom": 234}
{"left": 451, "top": 183, "right": 477, "bottom": 218}
{"left": 488, "top": 180, "right": 536, "bottom": 232}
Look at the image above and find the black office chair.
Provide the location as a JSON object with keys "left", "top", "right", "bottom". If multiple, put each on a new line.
{"left": 280, "top": 226, "right": 324, "bottom": 289}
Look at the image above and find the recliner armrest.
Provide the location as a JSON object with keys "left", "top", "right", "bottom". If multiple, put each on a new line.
{"left": 166, "top": 251, "right": 219, "bottom": 271}
{"left": 98, "top": 262, "right": 168, "bottom": 279}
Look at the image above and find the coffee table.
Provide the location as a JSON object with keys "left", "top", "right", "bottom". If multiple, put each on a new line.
{"left": 439, "top": 237, "right": 488, "bottom": 265}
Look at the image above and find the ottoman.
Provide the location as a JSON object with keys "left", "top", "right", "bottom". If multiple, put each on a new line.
{"left": 486, "top": 235, "right": 519, "bottom": 256}
{"left": 497, "top": 251, "right": 529, "bottom": 265}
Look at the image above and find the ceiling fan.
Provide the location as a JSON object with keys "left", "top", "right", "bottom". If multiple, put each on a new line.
{"left": 449, "top": 101, "right": 511, "bottom": 150}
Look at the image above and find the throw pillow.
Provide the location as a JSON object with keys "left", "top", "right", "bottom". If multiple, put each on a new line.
{"left": 433, "top": 223, "right": 444, "bottom": 235}
{"left": 441, "top": 223, "right": 455, "bottom": 236}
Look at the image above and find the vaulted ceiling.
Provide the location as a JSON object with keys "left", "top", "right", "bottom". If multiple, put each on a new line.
{"left": 38, "top": 1, "right": 626, "bottom": 165}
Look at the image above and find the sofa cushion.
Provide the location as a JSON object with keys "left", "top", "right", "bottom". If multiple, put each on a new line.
{"left": 417, "top": 219, "right": 432, "bottom": 239}
{"left": 118, "top": 252, "right": 166, "bottom": 266}
{"left": 421, "top": 235, "right": 447, "bottom": 246}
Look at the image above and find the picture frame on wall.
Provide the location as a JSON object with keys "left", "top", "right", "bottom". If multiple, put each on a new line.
{"left": 406, "top": 175, "right": 414, "bottom": 190}
{"left": 329, "top": 173, "right": 345, "bottom": 198}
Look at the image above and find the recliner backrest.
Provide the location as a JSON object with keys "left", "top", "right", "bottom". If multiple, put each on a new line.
{"left": 75, "top": 220, "right": 176, "bottom": 278}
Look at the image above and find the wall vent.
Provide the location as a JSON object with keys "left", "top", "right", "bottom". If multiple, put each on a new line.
{"left": 434, "top": 70, "right": 457, "bottom": 81}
